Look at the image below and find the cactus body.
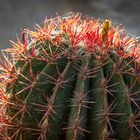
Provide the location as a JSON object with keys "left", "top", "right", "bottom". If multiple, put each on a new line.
{"left": 0, "top": 14, "right": 140, "bottom": 140}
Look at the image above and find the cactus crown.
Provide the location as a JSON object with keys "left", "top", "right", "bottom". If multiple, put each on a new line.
{"left": 0, "top": 13, "right": 140, "bottom": 140}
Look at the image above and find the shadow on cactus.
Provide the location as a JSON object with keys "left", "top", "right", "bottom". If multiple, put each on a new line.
{"left": 0, "top": 13, "right": 140, "bottom": 140}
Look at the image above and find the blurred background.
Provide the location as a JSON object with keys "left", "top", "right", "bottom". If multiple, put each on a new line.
{"left": 0, "top": 0, "right": 140, "bottom": 49}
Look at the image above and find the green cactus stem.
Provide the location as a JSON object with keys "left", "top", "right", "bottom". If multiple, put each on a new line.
{"left": 0, "top": 13, "right": 140, "bottom": 140}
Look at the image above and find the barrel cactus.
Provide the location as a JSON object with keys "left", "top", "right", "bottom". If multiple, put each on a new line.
{"left": 0, "top": 13, "right": 140, "bottom": 140}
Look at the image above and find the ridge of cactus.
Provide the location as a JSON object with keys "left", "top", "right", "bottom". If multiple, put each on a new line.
{"left": 0, "top": 13, "right": 140, "bottom": 140}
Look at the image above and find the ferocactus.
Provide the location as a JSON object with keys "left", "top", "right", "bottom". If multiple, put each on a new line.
{"left": 0, "top": 13, "right": 140, "bottom": 140}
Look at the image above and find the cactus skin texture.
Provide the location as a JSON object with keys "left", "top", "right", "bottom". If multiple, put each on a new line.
{"left": 0, "top": 13, "right": 140, "bottom": 140}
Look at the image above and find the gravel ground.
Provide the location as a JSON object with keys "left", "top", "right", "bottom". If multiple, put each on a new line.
{"left": 0, "top": 0, "right": 140, "bottom": 49}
